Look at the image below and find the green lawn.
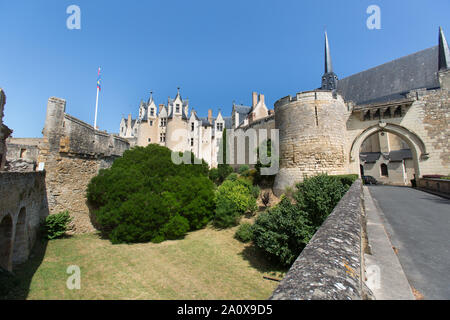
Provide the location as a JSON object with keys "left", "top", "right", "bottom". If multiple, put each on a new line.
{"left": 4, "top": 225, "right": 285, "bottom": 300}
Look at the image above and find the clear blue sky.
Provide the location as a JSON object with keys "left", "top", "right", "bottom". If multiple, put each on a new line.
{"left": 1, "top": 0, "right": 449, "bottom": 137}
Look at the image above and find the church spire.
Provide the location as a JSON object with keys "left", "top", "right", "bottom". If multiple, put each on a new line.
{"left": 325, "top": 31, "right": 333, "bottom": 74}
{"left": 439, "top": 26, "right": 450, "bottom": 71}
{"left": 321, "top": 31, "right": 338, "bottom": 91}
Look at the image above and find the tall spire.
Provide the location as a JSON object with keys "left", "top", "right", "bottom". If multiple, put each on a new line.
{"left": 439, "top": 26, "right": 450, "bottom": 71}
{"left": 321, "top": 31, "right": 338, "bottom": 91}
{"left": 325, "top": 31, "right": 333, "bottom": 74}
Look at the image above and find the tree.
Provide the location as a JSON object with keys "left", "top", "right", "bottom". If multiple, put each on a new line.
{"left": 87, "top": 144, "right": 215, "bottom": 244}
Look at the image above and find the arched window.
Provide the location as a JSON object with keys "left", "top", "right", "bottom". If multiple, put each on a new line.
{"left": 381, "top": 164, "right": 389, "bottom": 177}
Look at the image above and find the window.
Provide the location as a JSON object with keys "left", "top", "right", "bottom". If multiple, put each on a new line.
{"left": 160, "top": 118, "right": 167, "bottom": 127}
{"left": 176, "top": 104, "right": 180, "bottom": 113}
{"left": 20, "top": 149, "right": 26, "bottom": 159}
{"left": 217, "top": 123, "right": 223, "bottom": 132}
{"left": 191, "top": 123, "right": 195, "bottom": 132}
{"left": 150, "top": 108, "right": 154, "bottom": 117}
{"left": 394, "top": 106, "right": 402, "bottom": 117}
{"left": 150, "top": 120, "right": 153, "bottom": 126}
{"left": 160, "top": 133, "right": 166, "bottom": 143}
{"left": 191, "top": 138, "right": 194, "bottom": 147}
{"left": 148, "top": 138, "right": 151, "bottom": 142}
{"left": 381, "top": 164, "right": 389, "bottom": 177}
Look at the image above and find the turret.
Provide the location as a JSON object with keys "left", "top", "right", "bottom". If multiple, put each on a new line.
{"left": 321, "top": 32, "right": 338, "bottom": 91}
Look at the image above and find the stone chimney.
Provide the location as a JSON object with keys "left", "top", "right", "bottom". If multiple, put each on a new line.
{"left": 252, "top": 92, "right": 258, "bottom": 108}
{"left": 127, "top": 114, "right": 132, "bottom": 129}
{"left": 208, "top": 109, "right": 213, "bottom": 124}
{"left": 259, "top": 93, "right": 265, "bottom": 106}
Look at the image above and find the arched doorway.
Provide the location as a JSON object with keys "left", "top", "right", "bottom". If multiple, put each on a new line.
{"left": 13, "top": 208, "right": 29, "bottom": 266}
{"left": 350, "top": 123, "right": 426, "bottom": 186}
{"left": 0, "top": 215, "right": 13, "bottom": 271}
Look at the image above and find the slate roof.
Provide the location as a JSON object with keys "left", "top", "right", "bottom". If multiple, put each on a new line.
{"left": 389, "top": 149, "right": 413, "bottom": 162}
{"left": 337, "top": 46, "right": 441, "bottom": 105}
{"left": 359, "top": 152, "right": 381, "bottom": 163}
{"left": 360, "top": 149, "right": 413, "bottom": 163}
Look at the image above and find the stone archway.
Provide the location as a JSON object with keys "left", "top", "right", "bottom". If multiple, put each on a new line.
{"left": 13, "top": 207, "right": 28, "bottom": 266}
{"left": 350, "top": 122, "right": 428, "bottom": 178}
{"left": 0, "top": 215, "right": 13, "bottom": 271}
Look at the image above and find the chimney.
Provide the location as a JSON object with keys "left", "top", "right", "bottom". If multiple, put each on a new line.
{"left": 252, "top": 92, "right": 258, "bottom": 108}
{"left": 127, "top": 114, "right": 132, "bottom": 128}
{"left": 259, "top": 93, "right": 265, "bottom": 106}
{"left": 208, "top": 109, "right": 213, "bottom": 124}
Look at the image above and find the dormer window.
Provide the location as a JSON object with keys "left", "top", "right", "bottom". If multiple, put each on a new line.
{"left": 217, "top": 123, "right": 223, "bottom": 132}
{"left": 160, "top": 118, "right": 167, "bottom": 127}
{"left": 150, "top": 108, "right": 154, "bottom": 117}
{"left": 176, "top": 104, "right": 180, "bottom": 113}
{"left": 191, "top": 123, "right": 195, "bottom": 131}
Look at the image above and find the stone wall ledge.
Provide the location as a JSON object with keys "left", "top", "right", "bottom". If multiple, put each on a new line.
{"left": 271, "top": 179, "right": 366, "bottom": 300}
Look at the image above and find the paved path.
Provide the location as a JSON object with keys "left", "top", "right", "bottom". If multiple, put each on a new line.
{"left": 368, "top": 186, "right": 450, "bottom": 300}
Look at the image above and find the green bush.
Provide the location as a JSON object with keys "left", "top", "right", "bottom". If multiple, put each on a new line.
{"left": 294, "top": 174, "right": 348, "bottom": 228}
{"left": 41, "top": 211, "right": 72, "bottom": 240}
{"left": 87, "top": 144, "right": 215, "bottom": 244}
{"left": 213, "top": 179, "right": 257, "bottom": 228}
{"left": 252, "top": 174, "right": 350, "bottom": 267}
{"left": 332, "top": 174, "right": 359, "bottom": 188}
{"left": 234, "top": 223, "right": 254, "bottom": 243}
{"left": 225, "top": 173, "right": 239, "bottom": 182}
{"left": 238, "top": 165, "right": 250, "bottom": 174}
{"left": 252, "top": 198, "right": 314, "bottom": 267}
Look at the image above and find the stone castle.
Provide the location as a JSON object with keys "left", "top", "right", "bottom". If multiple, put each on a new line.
{"left": 119, "top": 89, "right": 272, "bottom": 167}
{"left": 1, "top": 27, "right": 449, "bottom": 270}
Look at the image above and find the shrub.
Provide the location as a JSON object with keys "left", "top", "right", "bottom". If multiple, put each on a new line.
{"left": 225, "top": 173, "right": 239, "bottom": 182}
{"left": 252, "top": 197, "right": 314, "bottom": 267}
{"left": 41, "top": 211, "right": 72, "bottom": 240}
{"left": 234, "top": 223, "right": 254, "bottom": 243}
{"left": 294, "top": 174, "right": 348, "bottom": 228}
{"left": 87, "top": 144, "right": 215, "bottom": 244}
{"left": 252, "top": 174, "right": 350, "bottom": 267}
{"left": 332, "top": 174, "right": 358, "bottom": 188}
{"left": 238, "top": 165, "right": 250, "bottom": 175}
{"left": 213, "top": 179, "right": 257, "bottom": 228}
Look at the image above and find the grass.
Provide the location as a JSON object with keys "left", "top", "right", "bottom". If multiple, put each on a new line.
{"left": 3, "top": 225, "right": 285, "bottom": 300}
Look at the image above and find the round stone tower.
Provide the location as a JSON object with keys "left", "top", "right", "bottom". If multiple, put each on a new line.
{"left": 273, "top": 90, "right": 348, "bottom": 196}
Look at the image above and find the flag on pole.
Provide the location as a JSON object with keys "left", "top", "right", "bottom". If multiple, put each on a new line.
{"left": 97, "top": 67, "right": 102, "bottom": 91}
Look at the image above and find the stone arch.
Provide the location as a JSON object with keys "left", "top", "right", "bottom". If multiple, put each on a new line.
{"left": 0, "top": 215, "right": 13, "bottom": 271}
{"left": 350, "top": 122, "right": 428, "bottom": 177}
{"left": 13, "top": 207, "right": 29, "bottom": 266}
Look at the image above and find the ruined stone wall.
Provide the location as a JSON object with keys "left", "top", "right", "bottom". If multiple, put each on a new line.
{"left": 5, "top": 138, "right": 42, "bottom": 172}
{"left": 273, "top": 91, "right": 349, "bottom": 196}
{"left": 0, "top": 172, "right": 48, "bottom": 271}
{"left": 37, "top": 97, "right": 130, "bottom": 233}
{"left": 0, "top": 88, "right": 12, "bottom": 171}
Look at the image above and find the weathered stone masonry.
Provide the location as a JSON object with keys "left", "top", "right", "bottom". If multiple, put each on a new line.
{"left": 271, "top": 180, "right": 372, "bottom": 300}
{"left": 0, "top": 172, "right": 48, "bottom": 271}
{"left": 37, "top": 97, "right": 130, "bottom": 233}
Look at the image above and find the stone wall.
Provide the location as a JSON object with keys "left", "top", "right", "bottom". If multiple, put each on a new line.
{"left": 0, "top": 88, "right": 12, "bottom": 171}
{"left": 37, "top": 97, "right": 130, "bottom": 233}
{"left": 270, "top": 180, "right": 371, "bottom": 300}
{"left": 0, "top": 172, "right": 48, "bottom": 271}
{"left": 5, "top": 138, "right": 42, "bottom": 172}
{"left": 417, "top": 178, "right": 450, "bottom": 196}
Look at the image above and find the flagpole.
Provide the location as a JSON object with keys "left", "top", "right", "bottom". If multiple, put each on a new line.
{"left": 94, "top": 67, "right": 101, "bottom": 130}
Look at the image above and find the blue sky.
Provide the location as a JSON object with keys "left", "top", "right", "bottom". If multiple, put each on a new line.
{"left": 1, "top": 0, "right": 449, "bottom": 137}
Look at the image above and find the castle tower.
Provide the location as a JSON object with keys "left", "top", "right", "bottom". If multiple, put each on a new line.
{"left": 273, "top": 33, "right": 348, "bottom": 196}
{"left": 438, "top": 26, "right": 450, "bottom": 89}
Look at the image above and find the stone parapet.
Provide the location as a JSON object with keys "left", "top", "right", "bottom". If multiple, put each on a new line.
{"left": 271, "top": 180, "right": 371, "bottom": 300}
